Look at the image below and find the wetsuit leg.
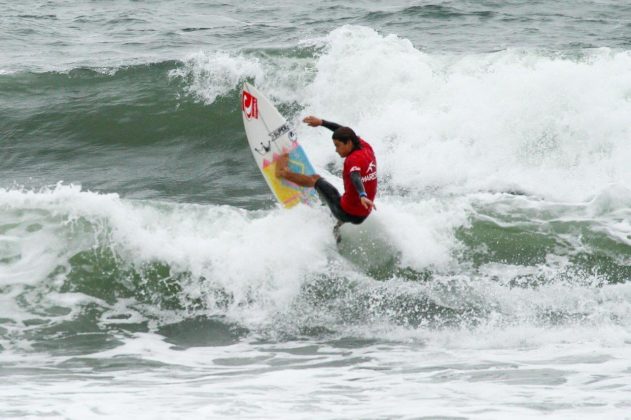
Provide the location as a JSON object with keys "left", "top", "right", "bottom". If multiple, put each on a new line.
{"left": 314, "top": 178, "right": 366, "bottom": 225}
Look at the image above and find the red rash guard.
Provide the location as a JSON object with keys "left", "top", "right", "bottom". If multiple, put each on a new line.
{"left": 341, "top": 138, "right": 377, "bottom": 217}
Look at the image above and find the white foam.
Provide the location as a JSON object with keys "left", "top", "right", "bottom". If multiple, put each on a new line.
{"left": 0, "top": 184, "right": 351, "bottom": 328}
{"left": 300, "top": 26, "right": 631, "bottom": 202}
{"left": 374, "top": 197, "right": 470, "bottom": 271}
{"left": 170, "top": 49, "right": 315, "bottom": 106}
{"left": 169, "top": 51, "right": 265, "bottom": 104}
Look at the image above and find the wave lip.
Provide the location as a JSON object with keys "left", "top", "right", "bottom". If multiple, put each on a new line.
{"left": 169, "top": 51, "right": 264, "bottom": 104}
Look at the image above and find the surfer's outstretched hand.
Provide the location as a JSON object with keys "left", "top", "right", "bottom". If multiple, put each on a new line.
{"left": 303, "top": 116, "right": 322, "bottom": 127}
{"left": 360, "top": 196, "right": 376, "bottom": 211}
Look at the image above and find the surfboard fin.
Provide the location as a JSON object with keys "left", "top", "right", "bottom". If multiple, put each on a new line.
{"left": 333, "top": 221, "right": 344, "bottom": 244}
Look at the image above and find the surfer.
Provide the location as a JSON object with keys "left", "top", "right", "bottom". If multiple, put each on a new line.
{"left": 276, "top": 116, "right": 377, "bottom": 233}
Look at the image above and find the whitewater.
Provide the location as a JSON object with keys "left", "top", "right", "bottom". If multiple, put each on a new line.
{"left": 2, "top": 1, "right": 631, "bottom": 418}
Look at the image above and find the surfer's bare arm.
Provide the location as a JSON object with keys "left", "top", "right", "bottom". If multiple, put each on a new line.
{"left": 303, "top": 116, "right": 341, "bottom": 131}
{"left": 350, "top": 171, "right": 376, "bottom": 211}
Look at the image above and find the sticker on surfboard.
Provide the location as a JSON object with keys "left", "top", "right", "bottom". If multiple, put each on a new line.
{"left": 241, "top": 82, "right": 319, "bottom": 208}
{"left": 242, "top": 90, "right": 258, "bottom": 120}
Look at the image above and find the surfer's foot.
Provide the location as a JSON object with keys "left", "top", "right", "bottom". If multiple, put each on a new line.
{"left": 275, "top": 153, "right": 290, "bottom": 179}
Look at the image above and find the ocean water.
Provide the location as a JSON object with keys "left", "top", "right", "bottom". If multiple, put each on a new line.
{"left": 2, "top": 1, "right": 631, "bottom": 418}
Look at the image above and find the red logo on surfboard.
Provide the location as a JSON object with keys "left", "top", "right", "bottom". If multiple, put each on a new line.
{"left": 242, "top": 91, "right": 258, "bottom": 119}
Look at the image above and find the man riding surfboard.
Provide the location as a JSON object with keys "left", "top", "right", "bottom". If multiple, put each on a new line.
{"left": 276, "top": 116, "right": 377, "bottom": 238}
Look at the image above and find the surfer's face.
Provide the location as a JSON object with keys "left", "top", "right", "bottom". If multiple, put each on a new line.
{"left": 333, "top": 139, "right": 353, "bottom": 158}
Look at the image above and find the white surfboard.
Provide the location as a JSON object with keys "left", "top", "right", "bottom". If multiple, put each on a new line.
{"left": 241, "top": 82, "right": 319, "bottom": 208}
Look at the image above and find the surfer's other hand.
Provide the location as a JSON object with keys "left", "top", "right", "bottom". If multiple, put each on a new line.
{"left": 360, "top": 196, "right": 376, "bottom": 211}
{"left": 275, "top": 152, "right": 290, "bottom": 178}
{"left": 303, "top": 116, "right": 322, "bottom": 127}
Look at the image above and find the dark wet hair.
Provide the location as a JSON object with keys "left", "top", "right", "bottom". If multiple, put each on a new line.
{"left": 332, "top": 126, "right": 361, "bottom": 150}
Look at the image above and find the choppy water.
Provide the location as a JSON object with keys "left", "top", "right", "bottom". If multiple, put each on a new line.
{"left": 2, "top": 1, "right": 631, "bottom": 418}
